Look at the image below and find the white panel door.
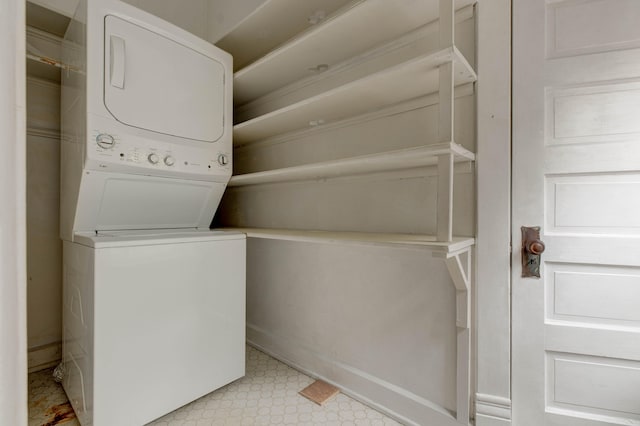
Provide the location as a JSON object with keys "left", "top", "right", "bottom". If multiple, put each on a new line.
{"left": 103, "top": 15, "right": 225, "bottom": 142}
{"left": 512, "top": 1, "right": 640, "bottom": 425}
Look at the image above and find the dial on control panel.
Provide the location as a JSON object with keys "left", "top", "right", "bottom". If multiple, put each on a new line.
{"left": 96, "top": 133, "right": 115, "bottom": 149}
{"left": 148, "top": 153, "right": 160, "bottom": 164}
{"left": 164, "top": 155, "right": 175, "bottom": 166}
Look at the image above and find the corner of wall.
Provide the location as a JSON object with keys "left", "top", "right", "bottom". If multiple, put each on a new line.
{"left": 475, "top": 393, "right": 512, "bottom": 426}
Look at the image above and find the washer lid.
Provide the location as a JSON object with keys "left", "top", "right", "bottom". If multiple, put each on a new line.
{"left": 73, "top": 229, "right": 246, "bottom": 248}
{"left": 103, "top": 15, "right": 226, "bottom": 143}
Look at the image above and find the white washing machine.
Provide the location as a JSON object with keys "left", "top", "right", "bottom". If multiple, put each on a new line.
{"left": 64, "top": 230, "right": 245, "bottom": 425}
{"left": 60, "top": 1, "right": 244, "bottom": 424}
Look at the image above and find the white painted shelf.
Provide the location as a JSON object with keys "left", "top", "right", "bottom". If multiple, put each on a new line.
{"left": 229, "top": 142, "right": 474, "bottom": 187}
{"left": 233, "top": 0, "right": 475, "bottom": 104}
{"left": 216, "top": 227, "right": 475, "bottom": 255}
{"left": 222, "top": 0, "right": 476, "bottom": 423}
{"left": 233, "top": 46, "right": 476, "bottom": 145}
{"left": 216, "top": 0, "right": 353, "bottom": 73}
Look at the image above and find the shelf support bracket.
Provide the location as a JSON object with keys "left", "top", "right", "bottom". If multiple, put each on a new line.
{"left": 444, "top": 248, "right": 471, "bottom": 329}
{"left": 435, "top": 246, "right": 471, "bottom": 425}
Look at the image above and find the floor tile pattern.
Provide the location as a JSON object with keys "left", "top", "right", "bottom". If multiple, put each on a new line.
{"left": 29, "top": 346, "right": 402, "bottom": 426}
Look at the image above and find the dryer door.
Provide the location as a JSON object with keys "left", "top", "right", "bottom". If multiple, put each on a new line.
{"left": 103, "top": 15, "right": 225, "bottom": 143}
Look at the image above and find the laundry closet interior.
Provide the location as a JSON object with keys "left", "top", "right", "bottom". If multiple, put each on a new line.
{"left": 25, "top": 0, "right": 480, "bottom": 424}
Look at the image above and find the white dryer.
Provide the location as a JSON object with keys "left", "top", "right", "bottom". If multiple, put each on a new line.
{"left": 60, "top": 1, "right": 244, "bottom": 424}
{"left": 61, "top": 0, "right": 233, "bottom": 239}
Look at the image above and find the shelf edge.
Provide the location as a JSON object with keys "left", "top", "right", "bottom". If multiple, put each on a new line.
{"left": 233, "top": 46, "right": 463, "bottom": 133}
{"left": 234, "top": 1, "right": 477, "bottom": 79}
{"left": 215, "top": 227, "right": 476, "bottom": 254}
{"left": 229, "top": 142, "right": 475, "bottom": 187}
{"left": 233, "top": 84, "right": 475, "bottom": 150}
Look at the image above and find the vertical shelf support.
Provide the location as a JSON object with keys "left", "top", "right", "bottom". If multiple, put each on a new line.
{"left": 439, "top": 0, "right": 455, "bottom": 50}
{"left": 437, "top": 0, "right": 455, "bottom": 243}
{"left": 436, "top": 153, "right": 454, "bottom": 242}
{"left": 435, "top": 247, "right": 472, "bottom": 425}
{"left": 437, "top": 3, "right": 469, "bottom": 424}
{"left": 438, "top": 0, "right": 454, "bottom": 145}
{"left": 438, "top": 62, "right": 454, "bottom": 144}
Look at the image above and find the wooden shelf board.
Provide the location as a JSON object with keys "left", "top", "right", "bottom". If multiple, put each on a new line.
{"left": 233, "top": 47, "right": 476, "bottom": 144}
{"left": 216, "top": 227, "right": 475, "bottom": 254}
{"left": 228, "top": 142, "right": 474, "bottom": 187}
{"left": 234, "top": 0, "right": 476, "bottom": 103}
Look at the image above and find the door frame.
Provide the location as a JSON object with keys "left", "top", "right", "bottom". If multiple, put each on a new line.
{"left": 0, "top": 0, "right": 28, "bottom": 424}
{"left": 2, "top": 1, "right": 515, "bottom": 425}
{"left": 475, "top": 0, "right": 513, "bottom": 425}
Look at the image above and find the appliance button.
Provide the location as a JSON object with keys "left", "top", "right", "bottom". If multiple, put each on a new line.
{"left": 164, "top": 155, "right": 175, "bottom": 166}
{"left": 148, "top": 153, "right": 160, "bottom": 164}
{"left": 96, "top": 133, "right": 115, "bottom": 149}
{"left": 218, "top": 154, "right": 229, "bottom": 166}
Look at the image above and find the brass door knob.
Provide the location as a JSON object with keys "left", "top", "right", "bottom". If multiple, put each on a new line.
{"left": 521, "top": 226, "right": 544, "bottom": 278}
{"left": 527, "top": 240, "right": 545, "bottom": 255}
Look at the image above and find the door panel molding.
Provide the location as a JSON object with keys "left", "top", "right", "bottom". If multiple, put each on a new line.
{"left": 513, "top": 0, "right": 640, "bottom": 424}
{"left": 546, "top": 0, "right": 640, "bottom": 59}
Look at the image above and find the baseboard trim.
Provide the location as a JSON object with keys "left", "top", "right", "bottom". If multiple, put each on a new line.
{"left": 247, "top": 324, "right": 465, "bottom": 426}
{"left": 475, "top": 393, "right": 511, "bottom": 425}
{"left": 28, "top": 342, "right": 61, "bottom": 373}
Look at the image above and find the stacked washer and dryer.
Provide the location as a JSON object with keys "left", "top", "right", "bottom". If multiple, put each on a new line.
{"left": 60, "top": 1, "right": 245, "bottom": 424}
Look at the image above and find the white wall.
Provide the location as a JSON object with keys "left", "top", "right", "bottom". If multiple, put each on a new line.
{"left": 0, "top": 0, "right": 28, "bottom": 423}
{"left": 27, "top": 0, "right": 269, "bottom": 48}
{"left": 26, "top": 76, "right": 63, "bottom": 371}
{"left": 207, "top": 0, "right": 268, "bottom": 43}
{"left": 246, "top": 239, "right": 459, "bottom": 422}
{"left": 121, "top": 0, "right": 211, "bottom": 41}
{"left": 30, "top": 0, "right": 211, "bottom": 42}
{"left": 29, "top": 0, "right": 78, "bottom": 17}
{"left": 25, "top": 4, "right": 66, "bottom": 368}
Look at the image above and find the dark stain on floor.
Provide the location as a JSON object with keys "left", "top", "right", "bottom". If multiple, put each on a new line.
{"left": 41, "top": 402, "right": 76, "bottom": 426}
{"left": 30, "top": 396, "right": 47, "bottom": 411}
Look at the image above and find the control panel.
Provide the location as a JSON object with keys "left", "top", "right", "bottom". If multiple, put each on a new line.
{"left": 96, "top": 133, "right": 115, "bottom": 149}
{"left": 88, "top": 130, "right": 231, "bottom": 181}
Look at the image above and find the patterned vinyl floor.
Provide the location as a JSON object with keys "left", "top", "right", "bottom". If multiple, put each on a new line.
{"left": 28, "top": 346, "right": 402, "bottom": 426}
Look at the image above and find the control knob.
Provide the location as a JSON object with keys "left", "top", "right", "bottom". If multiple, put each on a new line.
{"left": 96, "top": 133, "right": 115, "bottom": 149}
{"left": 148, "top": 153, "right": 160, "bottom": 164}
{"left": 164, "top": 155, "right": 175, "bottom": 166}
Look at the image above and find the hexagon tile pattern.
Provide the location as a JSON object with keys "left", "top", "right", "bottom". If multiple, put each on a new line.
{"left": 28, "top": 346, "right": 402, "bottom": 426}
